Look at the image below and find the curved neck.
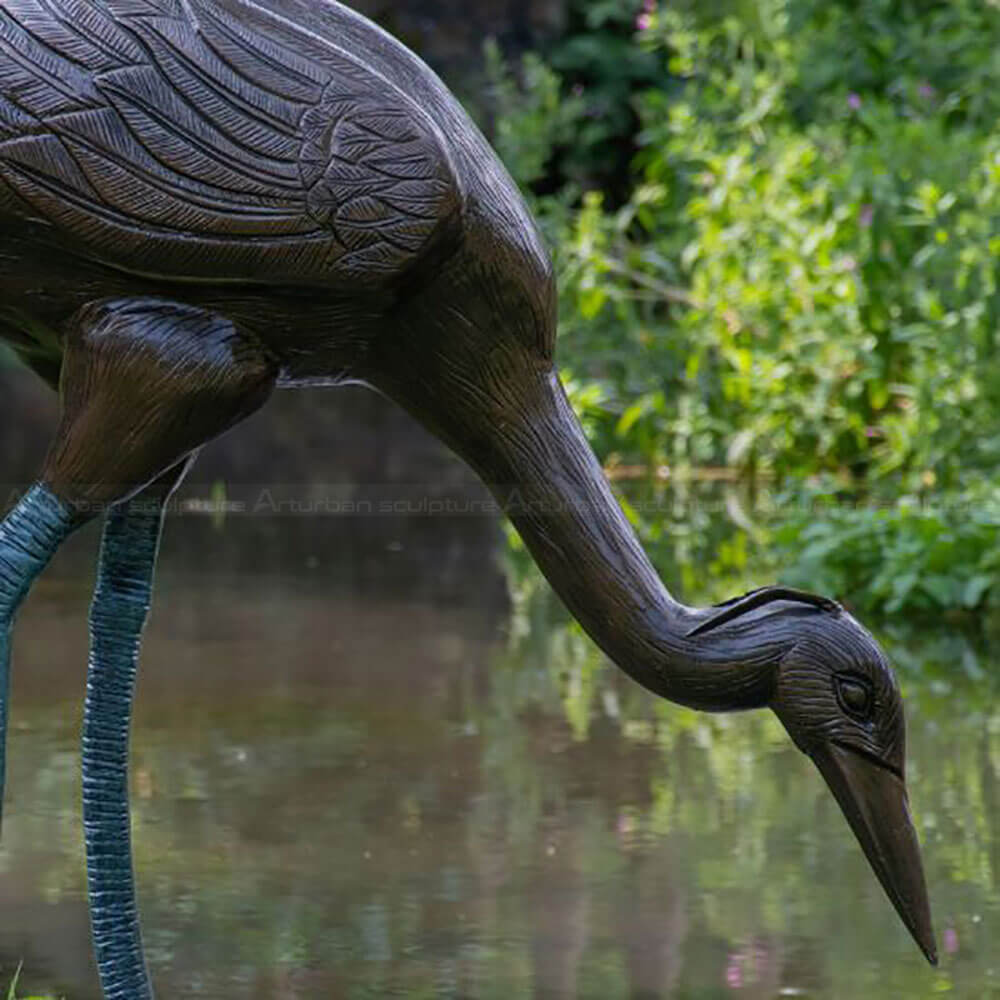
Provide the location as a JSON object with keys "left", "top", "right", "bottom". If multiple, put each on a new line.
{"left": 405, "top": 364, "right": 785, "bottom": 712}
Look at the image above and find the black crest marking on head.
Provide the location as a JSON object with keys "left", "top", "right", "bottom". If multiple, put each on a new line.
{"left": 686, "top": 586, "right": 841, "bottom": 639}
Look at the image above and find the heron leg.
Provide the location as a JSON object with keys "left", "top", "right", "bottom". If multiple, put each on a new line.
{"left": 35, "top": 296, "right": 276, "bottom": 1000}
{"left": 0, "top": 485, "right": 78, "bottom": 833}
{"left": 83, "top": 462, "right": 189, "bottom": 1000}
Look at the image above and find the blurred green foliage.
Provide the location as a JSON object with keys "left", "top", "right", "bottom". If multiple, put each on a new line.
{"left": 774, "top": 480, "right": 1000, "bottom": 615}
{"left": 490, "top": 0, "right": 1000, "bottom": 484}
{"left": 488, "top": 0, "right": 1000, "bottom": 613}
{"left": 5, "top": 965, "right": 57, "bottom": 1000}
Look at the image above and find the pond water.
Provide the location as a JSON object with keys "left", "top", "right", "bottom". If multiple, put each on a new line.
{"left": 1, "top": 509, "right": 999, "bottom": 999}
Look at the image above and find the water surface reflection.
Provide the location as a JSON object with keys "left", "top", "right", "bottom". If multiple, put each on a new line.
{"left": 1, "top": 514, "right": 998, "bottom": 999}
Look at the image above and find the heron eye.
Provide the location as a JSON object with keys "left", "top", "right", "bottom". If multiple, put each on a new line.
{"left": 836, "top": 676, "right": 873, "bottom": 720}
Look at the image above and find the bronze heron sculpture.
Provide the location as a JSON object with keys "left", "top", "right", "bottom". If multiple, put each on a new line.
{"left": 0, "top": 0, "right": 935, "bottom": 994}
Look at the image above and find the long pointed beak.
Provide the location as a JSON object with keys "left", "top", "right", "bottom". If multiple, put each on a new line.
{"left": 811, "top": 742, "right": 937, "bottom": 965}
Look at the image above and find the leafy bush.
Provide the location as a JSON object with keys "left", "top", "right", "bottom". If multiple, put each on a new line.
{"left": 490, "top": 0, "right": 1000, "bottom": 488}
{"left": 773, "top": 482, "right": 1000, "bottom": 616}
{"left": 486, "top": 0, "right": 672, "bottom": 204}
{"left": 486, "top": 0, "right": 1000, "bottom": 616}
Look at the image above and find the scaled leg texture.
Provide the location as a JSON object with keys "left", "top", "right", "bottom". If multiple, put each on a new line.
{"left": 0, "top": 485, "right": 77, "bottom": 830}
{"left": 84, "top": 496, "right": 168, "bottom": 1000}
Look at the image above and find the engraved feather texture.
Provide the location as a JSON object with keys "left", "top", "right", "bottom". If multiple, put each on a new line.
{"left": 0, "top": 0, "right": 462, "bottom": 286}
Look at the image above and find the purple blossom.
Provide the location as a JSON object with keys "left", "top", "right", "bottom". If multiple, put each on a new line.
{"left": 918, "top": 82, "right": 936, "bottom": 100}
{"left": 944, "top": 926, "right": 959, "bottom": 954}
{"left": 636, "top": 12, "right": 652, "bottom": 30}
{"left": 859, "top": 203, "right": 874, "bottom": 228}
{"left": 725, "top": 956, "right": 743, "bottom": 989}
{"left": 847, "top": 93, "right": 862, "bottom": 111}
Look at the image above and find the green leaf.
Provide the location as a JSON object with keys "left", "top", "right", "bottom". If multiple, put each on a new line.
{"left": 963, "top": 573, "right": 994, "bottom": 608}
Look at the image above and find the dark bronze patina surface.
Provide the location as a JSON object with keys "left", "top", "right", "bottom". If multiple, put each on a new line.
{"left": 0, "top": 0, "right": 935, "bottom": 995}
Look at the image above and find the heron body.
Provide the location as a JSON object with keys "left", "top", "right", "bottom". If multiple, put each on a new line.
{"left": 0, "top": 1, "right": 935, "bottom": 996}
{"left": 0, "top": 0, "right": 549, "bottom": 391}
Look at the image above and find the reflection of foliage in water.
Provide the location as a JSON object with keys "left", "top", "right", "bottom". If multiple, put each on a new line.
{"left": 500, "top": 551, "right": 1000, "bottom": 997}
{"left": 4, "top": 537, "right": 1000, "bottom": 999}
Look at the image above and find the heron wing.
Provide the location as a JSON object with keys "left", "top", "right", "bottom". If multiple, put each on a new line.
{"left": 0, "top": 0, "right": 461, "bottom": 286}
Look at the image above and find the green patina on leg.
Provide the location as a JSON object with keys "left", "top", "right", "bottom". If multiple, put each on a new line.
{"left": 0, "top": 484, "right": 77, "bottom": 833}
{"left": 84, "top": 499, "right": 165, "bottom": 1000}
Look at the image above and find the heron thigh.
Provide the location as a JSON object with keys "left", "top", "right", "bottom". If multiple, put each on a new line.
{"left": 42, "top": 296, "right": 277, "bottom": 511}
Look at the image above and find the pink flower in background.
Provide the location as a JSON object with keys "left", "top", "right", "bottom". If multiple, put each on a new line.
{"left": 725, "top": 956, "right": 743, "bottom": 989}
{"left": 859, "top": 203, "right": 875, "bottom": 228}
{"left": 848, "top": 93, "right": 862, "bottom": 111}
{"left": 918, "top": 82, "right": 936, "bottom": 100}
{"left": 636, "top": 12, "right": 652, "bottom": 30}
{"left": 944, "top": 926, "right": 959, "bottom": 954}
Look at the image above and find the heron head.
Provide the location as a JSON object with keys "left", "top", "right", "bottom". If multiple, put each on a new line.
{"left": 690, "top": 587, "right": 936, "bottom": 965}
{"left": 776, "top": 604, "right": 937, "bottom": 966}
